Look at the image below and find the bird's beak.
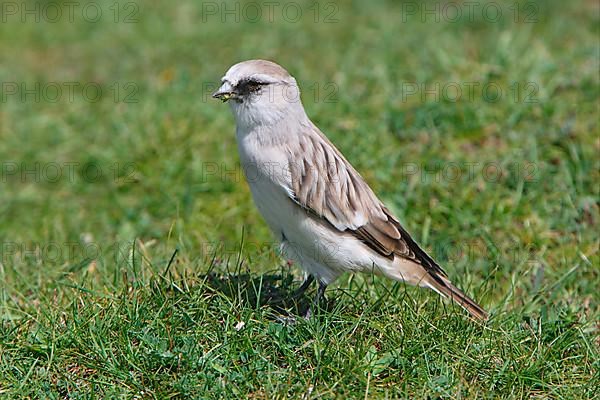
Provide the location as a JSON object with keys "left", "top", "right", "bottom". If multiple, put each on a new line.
{"left": 212, "top": 82, "right": 238, "bottom": 102}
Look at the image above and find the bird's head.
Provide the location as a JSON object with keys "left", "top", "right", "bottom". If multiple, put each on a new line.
{"left": 213, "top": 60, "right": 306, "bottom": 128}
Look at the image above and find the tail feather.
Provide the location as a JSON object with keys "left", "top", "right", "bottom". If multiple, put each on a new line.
{"left": 426, "top": 276, "right": 488, "bottom": 321}
{"left": 383, "top": 258, "right": 488, "bottom": 321}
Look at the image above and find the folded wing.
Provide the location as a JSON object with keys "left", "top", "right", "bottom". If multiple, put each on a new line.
{"left": 284, "top": 123, "right": 448, "bottom": 282}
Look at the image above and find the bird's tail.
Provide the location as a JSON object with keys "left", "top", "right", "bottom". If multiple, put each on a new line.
{"left": 425, "top": 275, "right": 488, "bottom": 321}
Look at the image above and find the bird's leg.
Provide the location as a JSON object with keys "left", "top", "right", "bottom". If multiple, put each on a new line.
{"left": 315, "top": 281, "right": 327, "bottom": 307}
{"left": 304, "top": 281, "right": 327, "bottom": 319}
{"left": 292, "top": 274, "right": 315, "bottom": 299}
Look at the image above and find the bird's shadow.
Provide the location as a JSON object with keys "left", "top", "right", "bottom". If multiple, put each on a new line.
{"left": 199, "top": 271, "right": 331, "bottom": 318}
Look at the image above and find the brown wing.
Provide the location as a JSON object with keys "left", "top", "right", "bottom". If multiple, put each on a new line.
{"left": 286, "top": 123, "right": 447, "bottom": 281}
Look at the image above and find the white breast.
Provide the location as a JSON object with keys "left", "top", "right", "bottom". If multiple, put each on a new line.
{"left": 235, "top": 127, "right": 387, "bottom": 284}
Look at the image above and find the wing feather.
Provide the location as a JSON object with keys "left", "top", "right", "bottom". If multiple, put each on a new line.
{"left": 285, "top": 123, "right": 448, "bottom": 278}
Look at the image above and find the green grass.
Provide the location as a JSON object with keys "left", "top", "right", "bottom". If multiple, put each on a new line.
{"left": 0, "top": 0, "right": 598, "bottom": 398}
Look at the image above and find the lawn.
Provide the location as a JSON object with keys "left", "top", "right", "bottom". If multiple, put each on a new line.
{"left": 0, "top": 0, "right": 598, "bottom": 398}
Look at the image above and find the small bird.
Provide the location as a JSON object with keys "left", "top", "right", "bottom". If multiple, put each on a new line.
{"left": 213, "top": 60, "right": 488, "bottom": 321}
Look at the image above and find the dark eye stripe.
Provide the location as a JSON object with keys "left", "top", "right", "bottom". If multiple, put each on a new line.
{"left": 236, "top": 78, "right": 269, "bottom": 94}
{"left": 241, "top": 78, "right": 267, "bottom": 86}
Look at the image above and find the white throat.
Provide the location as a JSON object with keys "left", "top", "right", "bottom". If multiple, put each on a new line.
{"left": 229, "top": 82, "right": 308, "bottom": 131}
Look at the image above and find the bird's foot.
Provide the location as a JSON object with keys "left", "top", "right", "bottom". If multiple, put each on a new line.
{"left": 303, "top": 281, "right": 328, "bottom": 319}
{"left": 292, "top": 275, "right": 315, "bottom": 299}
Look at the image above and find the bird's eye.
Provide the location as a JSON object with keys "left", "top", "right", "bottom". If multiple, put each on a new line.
{"left": 238, "top": 79, "right": 266, "bottom": 94}
{"left": 247, "top": 81, "right": 261, "bottom": 90}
